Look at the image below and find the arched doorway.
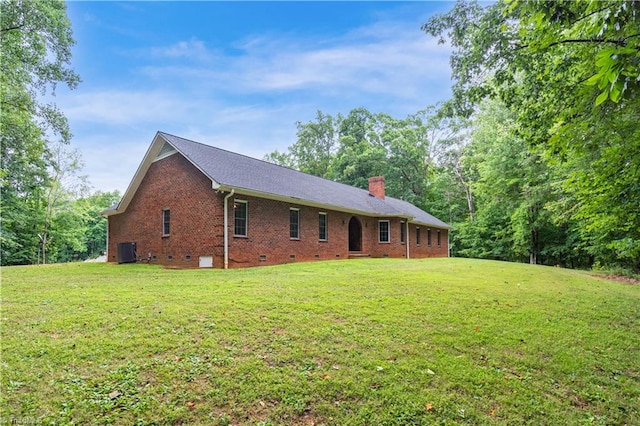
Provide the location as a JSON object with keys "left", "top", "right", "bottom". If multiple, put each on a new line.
{"left": 348, "top": 216, "right": 362, "bottom": 252}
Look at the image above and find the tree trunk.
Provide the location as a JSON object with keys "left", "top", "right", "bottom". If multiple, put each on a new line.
{"left": 530, "top": 228, "right": 538, "bottom": 264}
{"left": 452, "top": 161, "right": 475, "bottom": 221}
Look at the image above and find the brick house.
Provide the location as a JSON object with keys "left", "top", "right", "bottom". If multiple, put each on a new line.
{"left": 102, "top": 132, "right": 450, "bottom": 268}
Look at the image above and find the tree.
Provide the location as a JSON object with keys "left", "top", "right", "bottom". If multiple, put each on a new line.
{"left": 291, "top": 111, "right": 340, "bottom": 177}
{"left": 49, "top": 190, "right": 121, "bottom": 262}
{"left": 77, "top": 191, "right": 121, "bottom": 260}
{"left": 39, "top": 141, "right": 88, "bottom": 263}
{"left": 450, "top": 99, "right": 583, "bottom": 266}
{"left": 423, "top": 1, "right": 640, "bottom": 272}
{"left": 325, "top": 108, "right": 387, "bottom": 189}
{"left": 1, "top": 0, "right": 80, "bottom": 265}
{"left": 266, "top": 106, "right": 470, "bottom": 215}
{"left": 422, "top": 1, "right": 640, "bottom": 115}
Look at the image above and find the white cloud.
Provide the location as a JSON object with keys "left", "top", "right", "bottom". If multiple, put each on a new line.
{"left": 63, "top": 90, "right": 196, "bottom": 125}
{"left": 61, "top": 15, "right": 453, "bottom": 193}
{"left": 240, "top": 36, "right": 450, "bottom": 96}
{"left": 150, "top": 38, "right": 213, "bottom": 62}
{"left": 136, "top": 20, "right": 452, "bottom": 102}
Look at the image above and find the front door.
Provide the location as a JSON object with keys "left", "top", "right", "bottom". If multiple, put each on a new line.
{"left": 348, "top": 216, "right": 362, "bottom": 252}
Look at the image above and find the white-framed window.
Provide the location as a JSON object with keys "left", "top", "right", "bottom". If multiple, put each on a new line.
{"left": 290, "top": 208, "right": 300, "bottom": 239}
{"left": 400, "top": 221, "right": 406, "bottom": 243}
{"left": 427, "top": 229, "right": 432, "bottom": 246}
{"left": 319, "top": 212, "right": 327, "bottom": 241}
{"left": 162, "top": 208, "right": 170, "bottom": 236}
{"left": 416, "top": 227, "right": 421, "bottom": 245}
{"left": 233, "top": 200, "right": 248, "bottom": 237}
{"left": 437, "top": 230, "right": 441, "bottom": 247}
{"left": 379, "top": 220, "right": 390, "bottom": 243}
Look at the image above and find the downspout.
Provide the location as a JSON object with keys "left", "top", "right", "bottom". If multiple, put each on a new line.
{"left": 105, "top": 218, "right": 109, "bottom": 261}
{"left": 448, "top": 228, "right": 451, "bottom": 258}
{"left": 406, "top": 220, "right": 410, "bottom": 259}
{"left": 223, "top": 189, "right": 235, "bottom": 269}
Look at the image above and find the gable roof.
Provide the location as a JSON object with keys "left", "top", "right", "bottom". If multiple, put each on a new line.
{"left": 103, "top": 131, "right": 450, "bottom": 229}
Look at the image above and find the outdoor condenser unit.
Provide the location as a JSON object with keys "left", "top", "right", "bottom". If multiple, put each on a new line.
{"left": 117, "top": 242, "right": 137, "bottom": 264}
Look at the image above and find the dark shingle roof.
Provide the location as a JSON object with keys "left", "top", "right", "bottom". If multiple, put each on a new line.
{"left": 160, "top": 132, "right": 449, "bottom": 229}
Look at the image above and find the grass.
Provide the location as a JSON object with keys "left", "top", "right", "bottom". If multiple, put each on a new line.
{"left": 1, "top": 258, "right": 639, "bottom": 425}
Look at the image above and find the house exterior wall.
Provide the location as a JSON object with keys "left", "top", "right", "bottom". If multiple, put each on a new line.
{"left": 107, "top": 153, "right": 449, "bottom": 268}
{"left": 107, "top": 153, "right": 224, "bottom": 268}
{"left": 363, "top": 219, "right": 449, "bottom": 259}
{"left": 408, "top": 225, "right": 449, "bottom": 258}
{"left": 226, "top": 196, "right": 352, "bottom": 267}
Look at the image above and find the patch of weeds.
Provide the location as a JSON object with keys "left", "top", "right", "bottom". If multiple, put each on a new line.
{"left": 282, "top": 394, "right": 308, "bottom": 416}
{"left": 59, "top": 362, "right": 155, "bottom": 422}
{"left": 174, "top": 354, "right": 209, "bottom": 382}
{"left": 6, "top": 380, "right": 26, "bottom": 391}
{"left": 214, "top": 413, "right": 231, "bottom": 425}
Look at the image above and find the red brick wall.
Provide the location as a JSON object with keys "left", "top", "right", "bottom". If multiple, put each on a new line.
{"left": 108, "top": 153, "right": 449, "bottom": 268}
{"left": 225, "top": 204, "right": 448, "bottom": 266}
{"left": 363, "top": 219, "right": 449, "bottom": 259}
{"left": 108, "top": 153, "right": 224, "bottom": 268}
{"left": 408, "top": 225, "right": 449, "bottom": 258}
{"left": 226, "top": 196, "right": 352, "bottom": 267}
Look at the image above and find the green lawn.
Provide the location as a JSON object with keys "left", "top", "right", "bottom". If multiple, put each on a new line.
{"left": 1, "top": 258, "right": 638, "bottom": 425}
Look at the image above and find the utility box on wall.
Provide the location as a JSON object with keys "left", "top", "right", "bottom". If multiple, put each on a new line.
{"left": 117, "top": 242, "right": 137, "bottom": 264}
{"left": 199, "top": 256, "right": 213, "bottom": 268}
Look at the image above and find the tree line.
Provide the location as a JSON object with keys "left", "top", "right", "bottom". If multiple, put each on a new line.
{"left": 1, "top": 0, "right": 120, "bottom": 265}
{"left": 2, "top": 0, "right": 637, "bottom": 273}
{"left": 266, "top": 1, "right": 639, "bottom": 274}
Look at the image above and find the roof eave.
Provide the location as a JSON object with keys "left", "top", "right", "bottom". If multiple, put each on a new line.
{"left": 409, "top": 220, "right": 451, "bottom": 229}
{"left": 219, "top": 185, "right": 412, "bottom": 220}
{"left": 100, "top": 207, "right": 120, "bottom": 217}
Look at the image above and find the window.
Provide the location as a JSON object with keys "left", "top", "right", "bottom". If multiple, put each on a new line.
{"left": 319, "top": 212, "right": 327, "bottom": 241}
{"left": 437, "top": 230, "right": 441, "bottom": 247}
{"left": 290, "top": 208, "right": 300, "bottom": 239}
{"left": 234, "top": 200, "right": 247, "bottom": 236}
{"left": 427, "top": 229, "right": 432, "bottom": 246}
{"left": 416, "top": 227, "right": 421, "bottom": 245}
{"left": 162, "top": 209, "right": 170, "bottom": 236}
{"left": 400, "top": 221, "right": 406, "bottom": 243}
{"left": 379, "top": 220, "right": 390, "bottom": 243}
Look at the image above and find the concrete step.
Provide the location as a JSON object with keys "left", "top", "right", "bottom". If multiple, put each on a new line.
{"left": 348, "top": 252, "right": 371, "bottom": 259}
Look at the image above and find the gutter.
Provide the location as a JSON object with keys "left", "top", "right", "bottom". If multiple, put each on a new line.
{"left": 105, "top": 219, "right": 109, "bottom": 261}
{"left": 223, "top": 189, "right": 235, "bottom": 269}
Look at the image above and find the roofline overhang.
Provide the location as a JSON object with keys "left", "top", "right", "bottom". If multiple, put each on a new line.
{"left": 410, "top": 220, "right": 452, "bottom": 229}
{"left": 217, "top": 185, "right": 449, "bottom": 229}
{"left": 218, "top": 185, "right": 396, "bottom": 218}
{"left": 100, "top": 207, "right": 119, "bottom": 217}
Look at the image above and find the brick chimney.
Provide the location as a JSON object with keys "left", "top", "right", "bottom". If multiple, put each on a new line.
{"left": 368, "top": 176, "right": 385, "bottom": 199}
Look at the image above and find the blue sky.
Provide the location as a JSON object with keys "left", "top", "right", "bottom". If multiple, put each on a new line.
{"left": 58, "top": 1, "right": 455, "bottom": 193}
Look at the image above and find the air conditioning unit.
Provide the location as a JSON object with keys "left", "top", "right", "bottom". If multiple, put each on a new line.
{"left": 117, "top": 242, "right": 137, "bottom": 264}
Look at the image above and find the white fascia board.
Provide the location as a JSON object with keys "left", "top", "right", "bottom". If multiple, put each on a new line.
{"left": 152, "top": 149, "right": 177, "bottom": 162}
{"left": 100, "top": 208, "right": 120, "bottom": 217}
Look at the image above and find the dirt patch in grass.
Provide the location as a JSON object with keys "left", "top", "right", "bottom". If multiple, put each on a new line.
{"left": 596, "top": 274, "right": 640, "bottom": 285}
